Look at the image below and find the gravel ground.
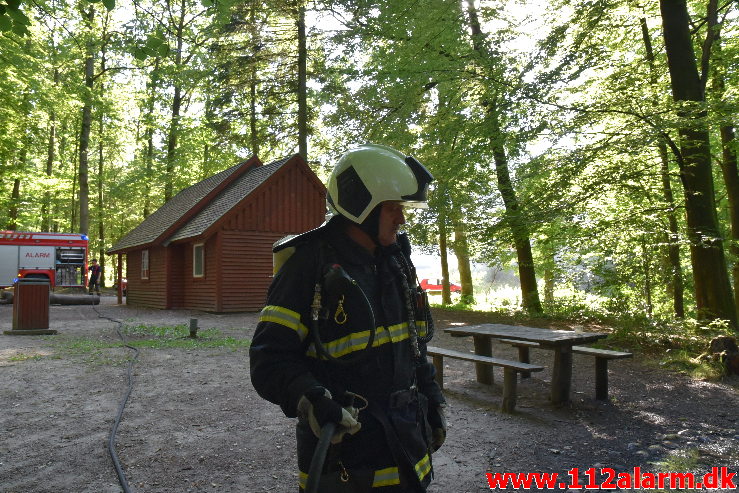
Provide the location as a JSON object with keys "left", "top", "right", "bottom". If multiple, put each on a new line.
{"left": 1, "top": 296, "right": 737, "bottom": 492}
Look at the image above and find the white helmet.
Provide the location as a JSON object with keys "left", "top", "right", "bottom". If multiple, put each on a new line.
{"left": 327, "top": 143, "right": 434, "bottom": 224}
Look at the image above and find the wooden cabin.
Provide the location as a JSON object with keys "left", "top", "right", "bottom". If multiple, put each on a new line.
{"left": 108, "top": 154, "right": 326, "bottom": 312}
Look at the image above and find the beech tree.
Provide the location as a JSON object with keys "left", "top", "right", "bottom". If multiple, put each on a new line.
{"left": 659, "top": 0, "right": 736, "bottom": 326}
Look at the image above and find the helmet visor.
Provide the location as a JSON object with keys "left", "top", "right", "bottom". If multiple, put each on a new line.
{"left": 400, "top": 156, "right": 434, "bottom": 203}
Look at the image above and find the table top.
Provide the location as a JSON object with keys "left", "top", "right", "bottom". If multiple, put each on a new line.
{"left": 444, "top": 323, "right": 607, "bottom": 346}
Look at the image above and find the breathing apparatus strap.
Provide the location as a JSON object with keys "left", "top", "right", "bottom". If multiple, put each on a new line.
{"left": 308, "top": 239, "right": 377, "bottom": 366}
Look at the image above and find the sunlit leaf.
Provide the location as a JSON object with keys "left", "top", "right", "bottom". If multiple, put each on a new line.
{"left": 133, "top": 47, "right": 148, "bottom": 61}
{"left": 0, "top": 15, "right": 10, "bottom": 33}
{"left": 7, "top": 7, "right": 30, "bottom": 25}
{"left": 10, "top": 20, "right": 28, "bottom": 36}
{"left": 145, "top": 36, "right": 162, "bottom": 50}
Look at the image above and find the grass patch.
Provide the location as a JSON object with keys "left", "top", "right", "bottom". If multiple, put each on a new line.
{"left": 121, "top": 323, "right": 251, "bottom": 350}
{"left": 655, "top": 447, "right": 701, "bottom": 471}
{"left": 45, "top": 324, "right": 250, "bottom": 365}
{"left": 52, "top": 337, "right": 127, "bottom": 366}
{"left": 8, "top": 352, "right": 46, "bottom": 362}
{"left": 655, "top": 349, "right": 727, "bottom": 380}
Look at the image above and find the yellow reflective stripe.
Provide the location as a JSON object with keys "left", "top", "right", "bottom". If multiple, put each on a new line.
{"left": 386, "top": 322, "right": 410, "bottom": 342}
{"left": 372, "top": 466, "right": 401, "bottom": 487}
{"left": 260, "top": 305, "right": 309, "bottom": 341}
{"left": 306, "top": 328, "right": 376, "bottom": 359}
{"left": 306, "top": 323, "right": 411, "bottom": 359}
{"left": 417, "top": 319, "right": 427, "bottom": 337}
{"left": 414, "top": 453, "right": 432, "bottom": 480}
{"left": 298, "top": 470, "right": 307, "bottom": 489}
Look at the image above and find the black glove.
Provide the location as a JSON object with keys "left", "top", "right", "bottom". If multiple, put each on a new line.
{"left": 303, "top": 386, "right": 344, "bottom": 428}
{"left": 297, "top": 387, "right": 361, "bottom": 443}
{"left": 427, "top": 405, "right": 447, "bottom": 452}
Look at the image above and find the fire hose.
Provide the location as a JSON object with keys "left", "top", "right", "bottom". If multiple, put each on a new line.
{"left": 305, "top": 422, "right": 337, "bottom": 493}
{"left": 91, "top": 298, "right": 137, "bottom": 493}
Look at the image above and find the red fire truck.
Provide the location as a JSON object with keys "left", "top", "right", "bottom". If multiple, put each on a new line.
{"left": 0, "top": 231, "right": 89, "bottom": 289}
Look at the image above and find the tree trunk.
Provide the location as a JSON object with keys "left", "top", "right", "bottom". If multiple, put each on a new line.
{"left": 202, "top": 142, "right": 210, "bottom": 179}
{"left": 42, "top": 120, "right": 55, "bottom": 231}
{"left": 659, "top": 0, "right": 736, "bottom": 327}
{"left": 641, "top": 16, "right": 684, "bottom": 318}
{"left": 43, "top": 70, "right": 57, "bottom": 232}
{"left": 297, "top": 3, "right": 308, "bottom": 159}
{"left": 453, "top": 225, "right": 474, "bottom": 304}
{"left": 97, "top": 26, "right": 109, "bottom": 288}
{"left": 78, "top": 6, "right": 95, "bottom": 235}
{"left": 143, "top": 58, "right": 160, "bottom": 218}
{"left": 465, "top": 0, "right": 542, "bottom": 314}
{"left": 719, "top": 123, "right": 739, "bottom": 318}
{"left": 98, "top": 120, "right": 105, "bottom": 288}
{"left": 642, "top": 237, "right": 653, "bottom": 318}
{"left": 249, "top": 2, "right": 259, "bottom": 157}
{"left": 542, "top": 241, "right": 555, "bottom": 305}
{"left": 491, "top": 140, "right": 543, "bottom": 314}
{"left": 8, "top": 91, "right": 29, "bottom": 230}
{"left": 165, "top": 0, "right": 187, "bottom": 203}
{"left": 438, "top": 210, "right": 452, "bottom": 305}
{"left": 7, "top": 179, "right": 20, "bottom": 230}
{"left": 707, "top": 11, "right": 739, "bottom": 324}
{"left": 70, "top": 122, "right": 80, "bottom": 232}
{"left": 659, "top": 144, "right": 685, "bottom": 318}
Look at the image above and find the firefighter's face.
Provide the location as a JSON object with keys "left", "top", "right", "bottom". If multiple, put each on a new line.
{"left": 378, "top": 201, "right": 406, "bottom": 246}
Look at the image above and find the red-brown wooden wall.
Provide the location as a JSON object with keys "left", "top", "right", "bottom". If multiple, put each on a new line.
{"left": 125, "top": 246, "right": 168, "bottom": 309}
{"left": 124, "top": 155, "right": 325, "bottom": 311}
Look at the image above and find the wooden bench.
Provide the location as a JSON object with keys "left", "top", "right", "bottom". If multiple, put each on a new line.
{"left": 498, "top": 339, "right": 632, "bottom": 400}
{"left": 426, "top": 346, "right": 544, "bottom": 412}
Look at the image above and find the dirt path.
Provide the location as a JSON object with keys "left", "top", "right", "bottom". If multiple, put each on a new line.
{"left": 1, "top": 299, "right": 737, "bottom": 492}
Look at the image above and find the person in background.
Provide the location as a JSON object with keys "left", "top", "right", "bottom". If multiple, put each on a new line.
{"left": 250, "top": 144, "right": 446, "bottom": 492}
{"left": 88, "top": 258, "right": 101, "bottom": 295}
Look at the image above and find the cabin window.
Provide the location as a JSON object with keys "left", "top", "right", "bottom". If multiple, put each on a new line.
{"left": 193, "top": 243, "right": 204, "bottom": 278}
{"left": 141, "top": 250, "right": 149, "bottom": 279}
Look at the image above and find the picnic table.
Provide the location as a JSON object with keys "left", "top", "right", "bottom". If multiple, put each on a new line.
{"left": 444, "top": 324, "right": 608, "bottom": 405}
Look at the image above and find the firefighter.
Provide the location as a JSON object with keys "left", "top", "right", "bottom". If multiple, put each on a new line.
{"left": 88, "top": 258, "right": 101, "bottom": 295}
{"left": 249, "top": 144, "right": 447, "bottom": 492}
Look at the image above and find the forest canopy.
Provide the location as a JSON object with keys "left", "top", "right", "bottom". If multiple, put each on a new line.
{"left": 1, "top": 0, "right": 738, "bottom": 331}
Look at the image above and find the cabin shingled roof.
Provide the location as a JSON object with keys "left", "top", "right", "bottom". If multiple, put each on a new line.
{"left": 108, "top": 157, "right": 292, "bottom": 253}
{"left": 166, "top": 156, "right": 291, "bottom": 244}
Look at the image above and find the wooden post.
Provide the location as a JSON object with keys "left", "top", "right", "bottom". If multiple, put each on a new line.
{"left": 595, "top": 357, "right": 608, "bottom": 400}
{"left": 432, "top": 354, "right": 444, "bottom": 390}
{"left": 551, "top": 345, "right": 572, "bottom": 405}
{"left": 116, "top": 253, "right": 123, "bottom": 305}
{"left": 501, "top": 367, "right": 517, "bottom": 413}
{"left": 517, "top": 346, "right": 531, "bottom": 378}
{"left": 473, "top": 335, "right": 493, "bottom": 384}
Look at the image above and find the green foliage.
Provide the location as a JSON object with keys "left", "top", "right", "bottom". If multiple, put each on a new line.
{"left": 0, "top": 1, "right": 31, "bottom": 36}
{"left": 0, "top": 0, "right": 738, "bottom": 338}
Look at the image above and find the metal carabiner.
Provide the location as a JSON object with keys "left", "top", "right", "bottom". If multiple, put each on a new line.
{"left": 334, "top": 295, "right": 348, "bottom": 324}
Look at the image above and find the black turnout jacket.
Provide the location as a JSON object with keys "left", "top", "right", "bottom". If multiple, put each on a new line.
{"left": 249, "top": 218, "right": 445, "bottom": 492}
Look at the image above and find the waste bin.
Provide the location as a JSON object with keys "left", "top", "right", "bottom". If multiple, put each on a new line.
{"left": 4, "top": 278, "right": 56, "bottom": 335}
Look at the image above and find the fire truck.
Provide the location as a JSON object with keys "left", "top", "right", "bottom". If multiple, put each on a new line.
{"left": 0, "top": 231, "right": 89, "bottom": 289}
